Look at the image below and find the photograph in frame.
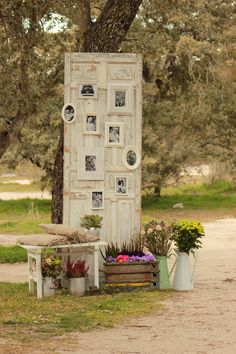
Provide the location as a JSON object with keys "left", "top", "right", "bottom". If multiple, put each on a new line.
{"left": 91, "top": 191, "right": 103, "bottom": 209}
{"left": 78, "top": 84, "right": 97, "bottom": 98}
{"left": 61, "top": 103, "right": 76, "bottom": 123}
{"left": 115, "top": 177, "right": 128, "bottom": 195}
{"left": 83, "top": 114, "right": 99, "bottom": 134}
{"left": 77, "top": 148, "right": 104, "bottom": 180}
{"left": 105, "top": 122, "right": 124, "bottom": 147}
{"left": 85, "top": 155, "right": 96, "bottom": 171}
{"left": 122, "top": 146, "right": 141, "bottom": 170}
{"left": 107, "top": 84, "right": 132, "bottom": 115}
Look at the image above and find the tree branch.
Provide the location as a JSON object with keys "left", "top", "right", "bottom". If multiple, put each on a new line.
{"left": 81, "top": 0, "right": 143, "bottom": 52}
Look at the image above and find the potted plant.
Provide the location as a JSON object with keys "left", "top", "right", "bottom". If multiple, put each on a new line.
{"left": 65, "top": 258, "right": 89, "bottom": 296}
{"left": 80, "top": 214, "right": 103, "bottom": 236}
{"left": 170, "top": 220, "right": 205, "bottom": 290}
{"left": 143, "top": 220, "right": 175, "bottom": 289}
{"left": 102, "top": 238, "right": 158, "bottom": 287}
{"left": 41, "top": 255, "right": 62, "bottom": 296}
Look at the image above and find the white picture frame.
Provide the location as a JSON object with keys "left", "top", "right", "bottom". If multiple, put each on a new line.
{"left": 91, "top": 191, "right": 104, "bottom": 210}
{"left": 105, "top": 122, "right": 124, "bottom": 147}
{"left": 61, "top": 103, "right": 77, "bottom": 123}
{"left": 107, "top": 84, "right": 132, "bottom": 115}
{"left": 78, "top": 84, "right": 97, "bottom": 98}
{"left": 83, "top": 113, "right": 100, "bottom": 135}
{"left": 77, "top": 148, "right": 104, "bottom": 180}
{"left": 115, "top": 176, "right": 128, "bottom": 195}
{"left": 122, "top": 146, "right": 141, "bottom": 170}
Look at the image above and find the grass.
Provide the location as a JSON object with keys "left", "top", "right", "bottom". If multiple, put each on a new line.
{"left": 0, "top": 198, "right": 51, "bottom": 234}
{"left": 0, "top": 246, "right": 27, "bottom": 263}
{"left": 0, "top": 283, "right": 168, "bottom": 342}
{"left": 142, "top": 180, "right": 236, "bottom": 221}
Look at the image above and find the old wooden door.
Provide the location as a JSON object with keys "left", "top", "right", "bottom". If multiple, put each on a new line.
{"left": 63, "top": 53, "right": 142, "bottom": 246}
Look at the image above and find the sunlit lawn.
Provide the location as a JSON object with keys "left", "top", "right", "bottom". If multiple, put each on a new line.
{"left": 0, "top": 283, "right": 168, "bottom": 342}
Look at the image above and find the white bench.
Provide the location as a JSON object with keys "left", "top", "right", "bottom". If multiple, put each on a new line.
{"left": 21, "top": 241, "right": 107, "bottom": 298}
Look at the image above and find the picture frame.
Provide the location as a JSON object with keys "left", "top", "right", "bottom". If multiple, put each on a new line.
{"left": 107, "top": 84, "right": 132, "bottom": 115}
{"left": 78, "top": 84, "right": 97, "bottom": 98}
{"left": 83, "top": 113, "right": 100, "bottom": 135}
{"left": 91, "top": 191, "right": 104, "bottom": 210}
{"left": 122, "top": 146, "right": 141, "bottom": 170}
{"left": 115, "top": 176, "right": 128, "bottom": 195}
{"left": 105, "top": 122, "right": 124, "bottom": 147}
{"left": 77, "top": 148, "right": 104, "bottom": 180}
{"left": 61, "top": 103, "right": 77, "bottom": 123}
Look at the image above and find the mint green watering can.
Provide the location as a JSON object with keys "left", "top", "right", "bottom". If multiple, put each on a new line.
{"left": 156, "top": 254, "right": 177, "bottom": 290}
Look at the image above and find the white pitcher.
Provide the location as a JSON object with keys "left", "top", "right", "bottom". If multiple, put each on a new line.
{"left": 172, "top": 251, "right": 198, "bottom": 291}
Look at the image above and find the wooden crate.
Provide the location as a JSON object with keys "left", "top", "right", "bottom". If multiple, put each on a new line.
{"left": 104, "top": 262, "right": 159, "bottom": 285}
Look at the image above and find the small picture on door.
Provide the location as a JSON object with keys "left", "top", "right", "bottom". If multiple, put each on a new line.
{"left": 83, "top": 114, "right": 99, "bottom": 134}
{"left": 115, "top": 91, "right": 126, "bottom": 107}
{"left": 105, "top": 122, "right": 124, "bottom": 147}
{"left": 85, "top": 155, "right": 96, "bottom": 171}
{"left": 115, "top": 177, "right": 128, "bottom": 194}
{"left": 78, "top": 84, "right": 97, "bottom": 98}
{"left": 92, "top": 191, "right": 103, "bottom": 209}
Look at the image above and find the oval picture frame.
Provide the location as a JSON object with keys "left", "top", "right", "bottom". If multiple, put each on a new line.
{"left": 61, "top": 103, "right": 77, "bottom": 123}
{"left": 122, "top": 146, "right": 141, "bottom": 170}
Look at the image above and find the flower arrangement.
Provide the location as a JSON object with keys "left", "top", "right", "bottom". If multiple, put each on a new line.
{"left": 171, "top": 220, "right": 205, "bottom": 254}
{"left": 65, "top": 258, "right": 89, "bottom": 278}
{"left": 142, "top": 220, "right": 173, "bottom": 256}
{"left": 102, "top": 238, "right": 155, "bottom": 263}
{"left": 80, "top": 214, "right": 103, "bottom": 229}
{"left": 41, "top": 256, "right": 62, "bottom": 278}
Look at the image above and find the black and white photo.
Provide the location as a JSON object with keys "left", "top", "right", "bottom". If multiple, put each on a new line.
{"left": 122, "top": 146, "right": 141, "bottom": 170}
{"left": 109, "top": 126, "right": 120, "bottom": 143}
{"left": 92, "top": 191, "right": 103, "bottom": 209}
{"left": 126, "top": 150, "right": 137, "bottom": 166}
{"left": 79, "top": 84, "right": 97, "bottom": 98}
{"left": 61, "top": 103, "right": 76, "bottom": 123}
{"left": 85, "top": 155, "right": 96, "bottom": 171}
{"left": 115, "top": 90, "right": 125, "bottom": 107}
{"left": 116, "top": 177, "right": 127, "bottom": 194}
{"left": 86, "top": 115, "right": 97, "bottom": 131}
{"left": 78, "top": 148, "right": 104, "bottom": 180}
{"left": 105, "top": 122, "right": 124, "bottom": 147}
{"left": 107, "top": 84, "right": 132, "bottom": 114}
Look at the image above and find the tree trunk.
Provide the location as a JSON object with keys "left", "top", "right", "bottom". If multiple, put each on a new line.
{"left": 51, "top": 0, "right": 143, "bottom": 223}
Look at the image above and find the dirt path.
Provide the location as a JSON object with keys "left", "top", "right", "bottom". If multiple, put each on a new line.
{"left": 1, "top": 219, "right": 236, "bottom": 353}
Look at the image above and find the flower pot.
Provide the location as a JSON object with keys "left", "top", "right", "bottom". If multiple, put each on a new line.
{"left": 87, "top": 227, "right": 100, "bottom": 237}
{"left": 172, "top": 251, "right": 197, "bottom": 291}
{"left": 43, "top": 277, "right": 57, "bottom": 297}
{"left": 103, "top": 262, "right": 159, "bottom": 287}
{"left": 69, "top": 277, "right": 87, "bottom": 296}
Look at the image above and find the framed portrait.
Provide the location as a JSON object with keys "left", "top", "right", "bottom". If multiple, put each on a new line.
{"left": 91, "top": 191, "right": 104, "bottom": 210}
{"left": 122, "top": 146, "right": 141, "bottom": 170}
{"left": 78, "top": 84, "right": 97, "bottom": 98}
{"left": 83, "top": 113, "right": 100, "bottom": 135}
{"left": 77, "top": 148, "right": 104, "bottom": 180}
{"left": 107, "top": 84, "right": 132, "bottom": 115}
{"left": 105, "top": 122, "right": 124, "bottom": 147}
{"left": 61, "top": 103, "right": 77, "bottom": 123}
{"left": 115, "top": 177, "right": 128, "bottom": 195}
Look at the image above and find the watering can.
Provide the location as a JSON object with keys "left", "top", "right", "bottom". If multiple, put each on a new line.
{"left": 172, "top": 251, "right": 198, "bottom": 291}
{"left": 156, "top": 254, "right": 176, "bottom": 290}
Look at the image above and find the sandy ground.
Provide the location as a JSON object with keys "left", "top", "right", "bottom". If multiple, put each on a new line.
{"left": 0, "top": 191, "right": 51, "bottom": 200}
{"left": 0, "top": 219, "right": 236, "bottom": 353}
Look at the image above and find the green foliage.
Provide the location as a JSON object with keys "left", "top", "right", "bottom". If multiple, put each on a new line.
{"left": 171, "top": 220, "right": 205, "bottom": 254}
{"left": 41, "top": 256, "right": 62, "bottom": 278}
{"left": 0, "top": 283, "right": 168, "bottom": 342}
{"left": 0, "top": 246, "right": 27, "bottom": 263}
{"left": 143, "top": 220, "right": 172, "bottom": 256}
{"left": 80, "top": 214, "right": 103, "bottom": 229}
